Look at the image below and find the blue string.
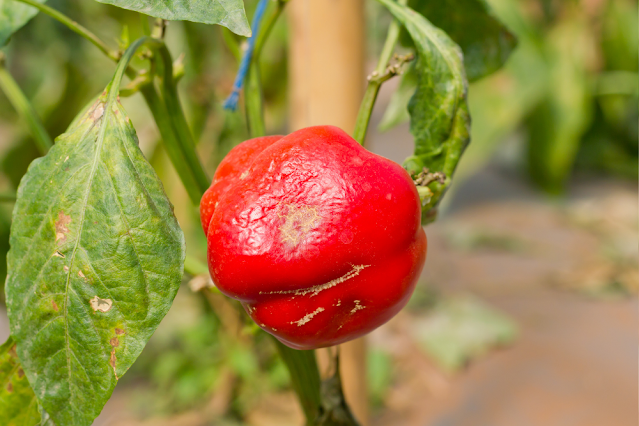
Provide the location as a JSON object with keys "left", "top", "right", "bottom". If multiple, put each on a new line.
{"left": 223, "top": 0, "right": 270, "bottom": 111}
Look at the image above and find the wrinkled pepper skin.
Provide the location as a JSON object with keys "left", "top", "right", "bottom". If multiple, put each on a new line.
{"left": 201, "top": 126, "right": 426, "bottom": 349}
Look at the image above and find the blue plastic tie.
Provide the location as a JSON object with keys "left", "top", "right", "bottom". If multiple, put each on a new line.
{"left": 223, "top": 0, "right": 270, "bottom": 111}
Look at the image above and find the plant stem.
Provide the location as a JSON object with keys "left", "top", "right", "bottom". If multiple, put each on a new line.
{"left": 13, "top": 0, "right": 139, "bottom": 83}
{"left": 112, "top": 39, "right": 206, "bottom": 202}
{"left": 253, "top": 0, "right": 286, "bottom": 60}
{"left": 113, "top": 38, "right": 206, "bottom": 204}
{"left": 183, "top": 254, "right": 209, "bottom": 276}
{"left": 13, "top": 0, "right": 121, "bottom": 62}
{"left": 272, "top": 338, "right": 322, "bottom": 425}
{"left": 0, "top": 192, "right": 17, "bottom": 202}
{"left": 139, "top": 86, "right": 205, "bottom": 203}
{"left": 153, "top": 44, "right": 210, "bottom": 197}
{"left": 11, "top": 0, "right": 140, "bottom": 84}
{"left": 0, "top": 55, "right": 52, "bottom": 154}
{"left": 244, "top": 0, "right": 287, "bottom": 137}
{"left": 100, "top": 33, "right": 206, "bottom": 205}
{"left": 119, "top": 57, "right": 185, "bottom": 97}
{"left": 245, "top": 65, "right": 265, "bottom": 137}
{"left": 151, "top": 18, "right": 167, "bottom": 39}
{"left": 352, "top": 0, "right": 406, "bottom": 144}
{"left": 140, "top": 14, "right": 151, "bottom": 36}
{"left": 109, "top": 37, "right": 151, "bottom": 95}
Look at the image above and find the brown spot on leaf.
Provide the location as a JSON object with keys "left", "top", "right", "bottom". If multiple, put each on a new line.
{"left": 78, "top": 271, "right": 86, "bottom": 279}
{"left": 8, "top": 345, "right": 17, "bottom": 359}
{"left": 115, "top": 328, "right": 125, "bottom": 335}
{"left": 17, "top": 368, "right": 24, "bottom": 378}
{"left": 89, "top": 296, "right": 112, "bottom": 313}
{"left": 90, "top": 103, "right": 105, "bottom": 122}
{"left": 52, "top": 300, "right": 59, "bottom": 312}
{"left": 53, "top": 251, "right": 65, "bottom": 258}
{"left": 55, "top": 212, "right": 71, "bottom": 244}
{"left": 110, "top": 349, "right": 118, "bottom": 380}
{"left": 6, "top": 382, "right": 13, "bottom": 393}
{"left": 109, "top": 337, "right": 119, "bottom": 347}
{"left": 63, "top": 266, "right": 69, "bottom": 272}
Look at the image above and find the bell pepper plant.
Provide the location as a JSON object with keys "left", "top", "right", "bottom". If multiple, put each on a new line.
{"left": 0, "top": 0, "right": 516, "bottom": 423}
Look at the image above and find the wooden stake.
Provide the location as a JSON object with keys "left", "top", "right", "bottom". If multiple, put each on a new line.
{"left": 288, "top": 0, "right": 366, "bottom": 134}
{"left": 288, "top": 0, "right": 369, "bottom": 424}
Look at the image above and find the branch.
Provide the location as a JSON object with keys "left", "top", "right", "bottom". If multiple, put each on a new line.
{"left": 352, "top": 0, "right": 408, "bottom": 144}
{"left": 367, "top": 53, "right": 414, "bottom": 85}
{"left": 119, "top": 54, "right": 185, "bottom": 97}
{"left": 13, "top": 0, "right": 121, "bottom": 62}
{"left": 153, "top": 44, "right": 211, "bottom": 197}
{"left": 245, "top": 0, "right": 287, "bottom": 137}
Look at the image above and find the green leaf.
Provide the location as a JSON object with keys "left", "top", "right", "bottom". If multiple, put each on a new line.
{"left": 0, "top": 0, "right": 46, "bottom": 46}
{"left": 377, "top": 62, "right": 417, "bottom": 132}
{"left": 601, "top": 0, "right": 638, "bottom": 73}
{"left": 0, "top": 336, "right": 40, "bottom": 426}
{"left": 94, "top": 0, "right": 250, "bottom": 37}
{"left": 381, "top": 0, "right": 517, "bottom": 131}
{"left": 376, "top": 0, "right": 470, "bottom": 223}
{"left": 404, "top": 0, "right": 517, "bottom": 81}
{"left": 527, "top": 17, "right": 592, "bottom": 194}
{"left": 5, "top": 83, "right": 185, "bottom": 424}
{"left": 452, "top": 39, "right": 548, "bottom": 183}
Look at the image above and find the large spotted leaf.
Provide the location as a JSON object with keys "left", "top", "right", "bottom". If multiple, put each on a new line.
{"left": 376, "top": 0, "right": 470, "bottom": 223}
{"left": 5, "top": 87, "right": 185, "bottom": 426}
{"left": 0, "top": 336, "right": 40, "bottom": 426}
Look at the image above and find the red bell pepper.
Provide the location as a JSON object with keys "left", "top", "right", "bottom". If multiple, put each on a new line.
{"left": 201, "top": 125, "right": 426, "bottom": 349}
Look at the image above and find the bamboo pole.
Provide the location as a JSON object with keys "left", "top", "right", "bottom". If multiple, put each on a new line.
{"left": 288, "top": 0, "right": 366, "bottom": 134}
{"left": 288, "top": 0, "right": 368, "bottom": 424}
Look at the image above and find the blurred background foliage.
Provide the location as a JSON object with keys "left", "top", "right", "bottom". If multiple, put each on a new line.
{"left": 457, "top": 0, "right": 638, "bottom": 192}
{"left": 0, "top": 0, "right": 636, "bottom": 422}
{"left": 378, "top": 0, "right": 638, "bottom": 195}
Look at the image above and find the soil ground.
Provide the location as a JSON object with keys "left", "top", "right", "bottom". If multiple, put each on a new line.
{"left": 368, "top": 171, "right": 638, "bottom": 426}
